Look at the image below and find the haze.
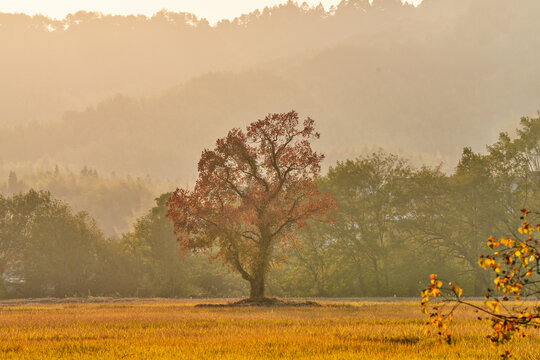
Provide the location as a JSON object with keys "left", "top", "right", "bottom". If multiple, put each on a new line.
{"left": 1, "top": 0, "right": 540, "bottom": 236}
{"left": 1, "top": 0, "right": 540, "bottom": 331}
{"left": 0, "top": 0, "right": 422, "bottom": 23}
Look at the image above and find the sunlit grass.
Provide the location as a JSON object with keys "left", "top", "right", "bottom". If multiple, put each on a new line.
{"left": 0, "top": 300, "right": 538, "bottom": 359}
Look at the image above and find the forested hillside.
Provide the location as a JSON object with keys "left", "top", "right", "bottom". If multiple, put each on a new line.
{"left": 2, "top": 0, "right": 540, "bottom": 182}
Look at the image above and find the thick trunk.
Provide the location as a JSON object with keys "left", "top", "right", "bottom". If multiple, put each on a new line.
{"left": 248, "top": 231, "right": 272, "bottom": 301}
{"left": 232, "top": 256, "right": 267, "bottom": 300}
{"left": 249, "top": 274, "right": 265, "bottom": 300}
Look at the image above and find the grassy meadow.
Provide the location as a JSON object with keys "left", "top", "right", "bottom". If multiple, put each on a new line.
{"left": 0, "top": 299, "right": 538, "bottom": 360}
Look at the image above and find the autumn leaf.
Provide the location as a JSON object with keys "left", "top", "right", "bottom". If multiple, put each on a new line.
{"left": 453, "top": 285, "right": 463, "bottom": 298}
{"left": 487, "top": 301, "right": 500, "bottom": 314}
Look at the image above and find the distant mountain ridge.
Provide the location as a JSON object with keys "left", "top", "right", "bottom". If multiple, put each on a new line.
{"left": 1, "top": 0, "right": 540, "bottom": 182}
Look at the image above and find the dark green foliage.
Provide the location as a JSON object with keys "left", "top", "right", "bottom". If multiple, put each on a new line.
{"left": 269, "top": 116, "right": 540, "bottom": 297}
{"left": 0, "top": 191, "right": 245, "bottom": 299}
{"left": 0, "top": 190, "right": 104, "bottom": 297}
{"left": 122, "top": 194, "right": 246, "bottom": 298}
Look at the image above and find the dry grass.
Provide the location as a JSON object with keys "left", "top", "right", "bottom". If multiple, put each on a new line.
{"left": 0, "top": 299, "right": 538, "bottom": 359}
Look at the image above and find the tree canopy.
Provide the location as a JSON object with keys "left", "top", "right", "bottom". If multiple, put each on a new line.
{"left": 167, "top": 111, "right": 334, "bottom": 300}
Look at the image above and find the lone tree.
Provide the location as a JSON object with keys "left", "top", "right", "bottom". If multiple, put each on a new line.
{"left": 167, "top": 111, "right": 334, "bottom": 301}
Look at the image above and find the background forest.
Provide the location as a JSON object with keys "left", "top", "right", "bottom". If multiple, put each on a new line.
{"left": 1, "top": 116, "right": 539, "bottom": 298}
{"left": 1, "top": 0, "right": 540, "bottom": 299}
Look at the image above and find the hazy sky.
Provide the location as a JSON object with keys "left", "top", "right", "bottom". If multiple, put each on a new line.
{"left": 0, "top": 0, "right": 422, "bottom": 24}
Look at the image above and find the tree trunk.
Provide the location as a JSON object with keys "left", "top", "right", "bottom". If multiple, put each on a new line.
{"left": 356, "top": 263, "right": 367, "bottom": 296}
{"left": 249, "top": 274, "right": 265, "bottom": 300}
{"left": 372, "top": 258, "right": 381, "bottom": 296}
{"left": 248, "top": 231, "right": 272, "bottom": 301}
{"left": 473, "top": 269, "right": 488, "bottom": 296}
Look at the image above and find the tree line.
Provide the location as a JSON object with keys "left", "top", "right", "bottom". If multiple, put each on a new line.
{"left": 273, "top": 116, "right": 539, "bottom": 297}
{"left": 0, "top": 114, "right": 538, "bottom": 299}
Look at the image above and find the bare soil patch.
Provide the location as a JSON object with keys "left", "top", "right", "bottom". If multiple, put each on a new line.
{"left": 194, "top": 297, "right": 322, "bottom": 307}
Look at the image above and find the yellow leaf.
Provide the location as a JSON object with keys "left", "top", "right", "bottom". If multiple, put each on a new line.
{"left": 487, "top": 301, "right": 500, "bottom": 314}
{"left": 500, "top": 238, "right": 514, "bottom": 248}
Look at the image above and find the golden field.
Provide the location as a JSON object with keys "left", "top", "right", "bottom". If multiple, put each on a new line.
{"left": 0, "top": 299, "right": 538, "bottom": 360}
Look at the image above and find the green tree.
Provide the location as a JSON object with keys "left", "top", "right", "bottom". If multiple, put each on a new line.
{"left": 488, "top": 115, "right": 540, "bottom": 218}
{"left": 124, "top": 194, "right": 245, "bottom": 298}
{"left": 318, "top": 151, "right": 412, "bottom": 296}
{"left": 268, "top": 220, "right": 336, "bottom": 297}
{"left": 0, "top": 190, "right": 104, "bottom": 297}
{"left": 421, "top": 115, "right": 540, "bottom": 357}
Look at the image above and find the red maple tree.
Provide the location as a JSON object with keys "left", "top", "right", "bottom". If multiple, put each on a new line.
{"left": 167, "top": 111, "right": 334, "bottom": 301}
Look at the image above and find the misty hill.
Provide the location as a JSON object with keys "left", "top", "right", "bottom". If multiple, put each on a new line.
{"left": 0, "top": 0, "right": 415, "bottom": 126}
{"left": 2, "top": 0, "right": 540, "bottom": 181}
